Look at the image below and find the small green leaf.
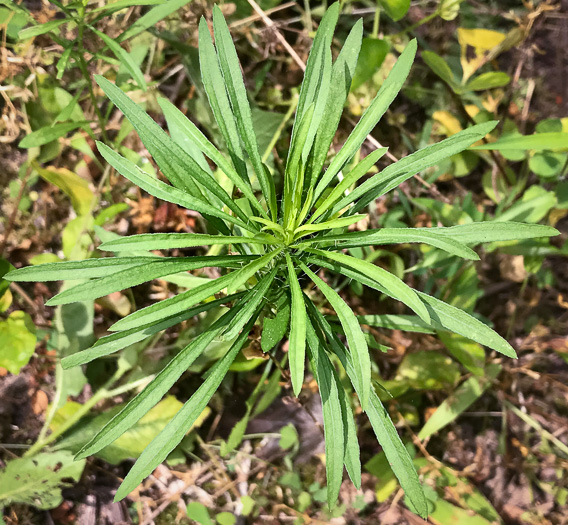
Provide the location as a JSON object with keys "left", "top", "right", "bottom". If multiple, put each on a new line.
{"left": 261, "top": 293, "right": 290, "bottom": 352}
{"left": 465, "top": 71, "right": 510, "bottom": 91}
{"left": 379, "top": 0, "right": 410, "bottom": 21}
{"left": 422, "top": 50, "right": 456, "bottom": 87}
{"left": 351, "top": 38, "right": 389, "bottom": 90}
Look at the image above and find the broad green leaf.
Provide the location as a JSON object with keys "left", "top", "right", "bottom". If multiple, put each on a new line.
{"left": 0, "top": 451, "right": 85, "bottom": 510}
{"left": 422, "top": 221, "right": 559, "bottom": 245}
{"left": 306, "top": 320, "right": 345, "bottom": 507}
{"left": 465, "top": 71, "right": 510, "bottom": 91}
{"left": 417, "top": 292, "right": 517, "bottom": 358}
{"left": 379, "top": 0, "right": 410, "bottom": 21}
{"left": 99, "top": 233, "right": 269, "bottom": 252}
{"left": 117, "top": 0, "right": 192, "bottom": 42}
{"left": 309, "top": 19, "right": 363, "bottom": 182}
{"left": 46, "top": 255, "right": 253, "bottom": 306}
{"left": 187, "top": 502, "right": 214, "bottom": 525}
{"left": 95, "top": 77, "right": 251, "bottom": 227}
{"left": 351, "top": 37, "right": 389, "bottom": 91}
{"left": 109, "top": 271, "right": 241, "bottom": 332}
{"left": 5, "top": 257, "right": 161, "bottom": 282}
{"left": 397, "top": 351, "right": 460, "bottom": 390}
{"left": 113, "top": 309, "right": 258, "bottom": 501}
{"left": 75, "top": 305, "right": 243, "bottom": 461}
{"left": 90, "top": 27, "right": 146, "bottom": 89}
{"left": 298, "top": 260, "right": 370, "bottom": 410}
{"left": 226, "top": 248, "right": 283, "bottom": 295}
{"left": 19, "top": 121, "right": 90, "bottom": 148}
{"left": 418, "top": 364, "right": 501, "bottom": 440}
{"left": 305, "top": 227, "right": 479, "bottom": 260}
{"left": 212, "top": 6, "right": 275, "bottom": 217}
{"left": 61, "top": 294, "right": 242, "bottom": 368}
{"left": 0, "top": 311, "right": 37, "bottom": 374}
{"left": 307, "top": 304, "right": 427, "bottom": 518}
{"left": 333, "top": 121, "right": 498, "bottom": 217}
{"left": 18, "top": 18, "right": 66, "bottom": 39}
{"left": 306, "top": 248, "right": 430, "bottom": 323}
{"left": 285, "top": 253, "right": 306, "bottom": 396}
{"left": 472, "top": 132, "right": 568, "bottom": 151}
{"left": 157, "top": 98, "right": 268, "bottom": 218}
{"left": 313, "top": 39, "right": 417, "bottom": 202}
{"left": 33, "top": 164, "right": 94, "bottom": 216}
{"left": 97, "top": 141, "right": 255, "bottom": 233}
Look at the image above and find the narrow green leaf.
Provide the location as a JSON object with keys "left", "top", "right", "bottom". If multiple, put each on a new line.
{"left": 46, "top": 256, "right": 253, "bottom": 306}
{"left": 339, "top": 383, "right": 361, "bottom": 489}
{"left": 109, "top": 271, "right": 240, "bottom": 332}
{"left": 90, "top": 28, "right": 146, "bottom": 89}
{"left": 226, "top": 248, "right": 283, "bottom": 295}
{"left": 97, "top": 141, "right": 255, "bottom": 233}
{"left": 416, "top": 292, "right": 517, "bottom": 358}
{"left": 306, "top": 320, "right": 345, "bottom": 507}
{"left": 332, "top": 121, "right": 498, "bottom": 217}
{"left": 222, "top": 268, "right": 276, "bottom": 340}
{"left": 61, "top": 294, "right": 243, "bottom": 368}
{"left": 420, "top": 221, "right": 559, "bottom": 245}
{"left": 472, "top": 132, "right": 568, "bottom": 151}
{"left": 157, "top": 98, "right": 268, "bottom": 218}
{"left": 56, "top": 46, "right": 73, "bottom": 80}
{"left": 309, "top": 20, "right": 363, "bottom": 183}
{"left": 306, "top": 249, "right": 430, "bottom": 323}
{"left": 99, "top": 233, "right": 270, "bottom": 252}
{"left": 310, "top": 148, "right": 387, "bottom": 223}
{"left": 19, "top": 121, "right": 90, "bottom": 148}
{"left": 294, "top": 215, "right": 366, "bottom": 240}
{"left": 465, "top": 71, "right": 510, "bottom": 91}
{"left": 313, "top": 39, "right": 417, "bottom": 202}
{"left": 91, "top": 0, "right": 165, "bottom": 14}
{"left": 305, "top": 228, "right": 479, "bottom": 260}
{"left": 354, "top": 314, "right": 435, "bottom": 334}
{"left": 117, "top": 0, "right": 192, "bottom": 42}
{"left": 75, "top": 304, "right": 244, "bottom": 461}
{"left": 297, "top": 260, "right": 370, "bottom": 410}
{"left": 198, "top": 18, "right": 249, "bottom": 185}
{"left": 418, "top": 363, "right": 501, "bottom": 440}
{"left": 5, "top": 257, "right": 160, "bottom": 282}
{"left": 211, "top": 7, "right": 276, "bottom": 217}
{"left": 113, "top": 309, "right": 258, "bottom": 501}
{"left": 422, "top": 50, "right": 456, "bottom": 88}
{"left": 18, "top": 19, "right": 66, "bottom": 39}
{"left": 95, "top": 76, "right": 252, "bottom": 227}
{"left": 285, "top": 253, "right": 306, "bottom": 396}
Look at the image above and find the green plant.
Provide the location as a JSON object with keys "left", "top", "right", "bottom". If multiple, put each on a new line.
{"left": 6, "top": 3, "right": 559, "bottom": 516}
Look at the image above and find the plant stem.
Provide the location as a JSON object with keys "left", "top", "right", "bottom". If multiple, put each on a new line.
{"left": 392, "top": 10, "right": 438, "bottom": 38}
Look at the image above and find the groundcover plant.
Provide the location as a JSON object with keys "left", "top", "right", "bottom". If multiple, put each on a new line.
{"left": 7, "top": 3, "right": 559, "bottom": 517}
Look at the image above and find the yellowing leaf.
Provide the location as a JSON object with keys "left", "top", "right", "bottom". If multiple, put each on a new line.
{"left": 433, "top": 111, "right": 463, "bottom": 136}
{"left": 34, "top": 164, "right": 94, "bottom": 216}
{"left": 457, "top": 28, "right": 506, "bottom": 81}
{"left": 0, "top": 311, "right": 37, "bottom": 374}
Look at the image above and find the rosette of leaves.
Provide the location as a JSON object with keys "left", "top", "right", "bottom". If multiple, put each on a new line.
{"left": 7, "top": 3, "right": 558, "bottom": 515}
